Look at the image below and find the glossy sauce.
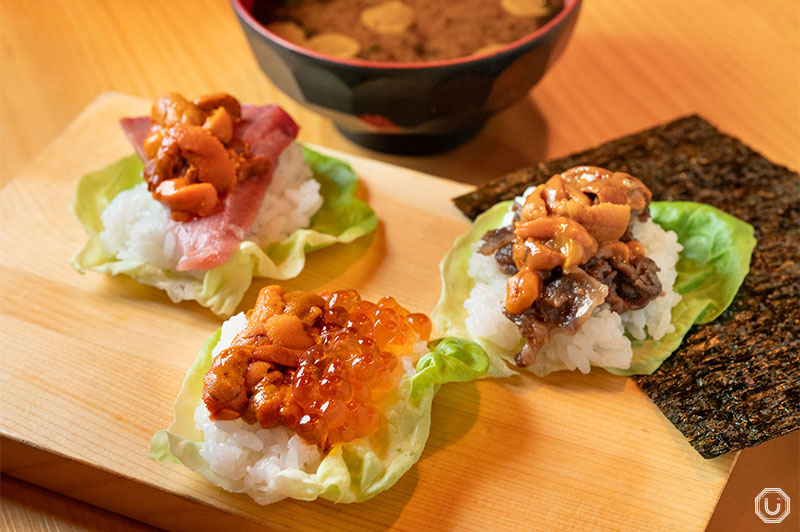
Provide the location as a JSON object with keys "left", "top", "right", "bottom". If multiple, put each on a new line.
{"left": 202, "top": 286, "right": 432, "bottom": 449}
{"left": 506, "top": 166, "right": 653, "bottom": 315}
{"left": 142, "top": 92, "right": 271, "bottom": 221}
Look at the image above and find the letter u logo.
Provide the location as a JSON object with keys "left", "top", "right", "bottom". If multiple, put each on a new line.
{"left": 763, "top": 498, "right": 783, "bottom": 516}
{"left": 755, "top": 488, "right": 790, "bottom": 524}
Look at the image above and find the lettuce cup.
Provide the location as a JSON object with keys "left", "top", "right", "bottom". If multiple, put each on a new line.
{"left": 72, "top": 92, "right": 377, "bottom": 317}
{"left": 433, "top": 166, "right": 755, "bottom": 377}
{"left": 150, "top": 285, "right": 488, "bottom": 503}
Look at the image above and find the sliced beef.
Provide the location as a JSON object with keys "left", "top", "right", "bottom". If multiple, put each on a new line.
{"left": 478, "top": 225, "right": 515, "bottom": 255}
{"left": 479, "top": 197, "right": 663, "bottom": 367}
{"left": 583, "top": 254, "right": 662, "bottom": 313}
{"left": 609, "top": 255, "right": 662, "bottom": 309}
{"left": 504, "top": 310, "right": 550, "bottom": 367}
{"left": 494, "top": 243, "right": 517, "bottom": 275}
{"left": 507, "top": 268, "right": 608, "bottom": 367}
{"left": 478, "top": 225, "right": 518, "bottom": 275}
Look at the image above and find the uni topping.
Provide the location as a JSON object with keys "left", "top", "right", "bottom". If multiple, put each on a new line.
{"left": 202, "top": 286, "right": 432, "bottom": 449}
{"left": 479, "top": 166, "right": 663, "bottom": 366}
{"left": 142, "top": 92, "right": 271, "bottom": 221}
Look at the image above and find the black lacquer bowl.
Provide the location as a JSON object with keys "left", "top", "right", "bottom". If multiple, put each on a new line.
{"left": 231, "top": 0, "right": 582, "bottom": 154}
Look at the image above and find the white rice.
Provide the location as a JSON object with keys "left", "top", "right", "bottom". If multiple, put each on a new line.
{"left": 246, "top": 142, "right": 324, "bottom": 247}
{"left": 100, "top": 182, "right": 181, "bottom": 270}
{"left": 195, "top": 311, "right": 424, "bottom": 503}
{"left": 465, "top": 190, "right": 683, "bottom": 376}
{"left": 195, "top": 407, "right": 322, "bottom": 505}
{"left": 620, "top": 218, "right": 682, "bottom": 341}
{"left": 99, "top": 141, "right": 322, "bottom": 270}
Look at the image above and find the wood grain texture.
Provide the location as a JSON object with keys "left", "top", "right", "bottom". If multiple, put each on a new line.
{"left": 1, "top": 0, "right": 797, "bottom": 529}
{"left": 1, "top": 475, "right": 160, "bottom": 532}
{"left": 0, "top": 93, "right": 736, "bottom": 531}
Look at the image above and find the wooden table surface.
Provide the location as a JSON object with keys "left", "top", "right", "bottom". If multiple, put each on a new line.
{"left": 1, "top": 1, "right": 797, "bottom": 531}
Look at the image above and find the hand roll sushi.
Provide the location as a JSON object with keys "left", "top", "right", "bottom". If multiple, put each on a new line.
{"left": 434, "top": 166, "right": 756, "bottom": 377}
{"left": 150, "top": 285, "right": 488, "bottom": 504}
{"left": 72, "top": 92, "right": 377, "bottom": 316}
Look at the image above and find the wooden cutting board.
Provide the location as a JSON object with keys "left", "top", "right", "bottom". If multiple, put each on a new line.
{"left": 0, "top": 93, "right": 736, "bottom": 532}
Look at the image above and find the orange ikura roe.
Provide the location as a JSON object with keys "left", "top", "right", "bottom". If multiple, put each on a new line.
{"left": 201, "top": 286, "right": 432, "bottom": 449}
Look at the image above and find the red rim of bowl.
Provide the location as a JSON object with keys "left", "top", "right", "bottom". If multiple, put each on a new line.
{"left": 231, "top": 0, "right": 580, "bottom": 70}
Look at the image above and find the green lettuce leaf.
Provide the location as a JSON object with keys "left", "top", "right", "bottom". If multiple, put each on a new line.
{"left": 431, "top": 202, "right": 517, "bottom": 377}
{"left": 614, "top": 201, "right": 756, "bottom": 375}
{"left": 71, "top": 147, "right": 377, "bottom": 317}
{"left": 149, "top": 334, "right": 488, "bottom": 503}
{"left": 432, "top": 200, "right": 755, "bottom": 377}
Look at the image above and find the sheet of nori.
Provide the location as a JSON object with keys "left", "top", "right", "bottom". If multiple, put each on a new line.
{"left": 454, "top": 115, "right": 799, "bottom": 458}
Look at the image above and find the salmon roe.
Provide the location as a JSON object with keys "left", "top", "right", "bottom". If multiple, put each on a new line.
{"left": 201, "top": 286, "right": 432, "bottom": 449}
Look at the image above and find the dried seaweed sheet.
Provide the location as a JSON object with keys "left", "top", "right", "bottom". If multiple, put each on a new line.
{"left": 454, "top": 115, "right": 799, "bottom": 458}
